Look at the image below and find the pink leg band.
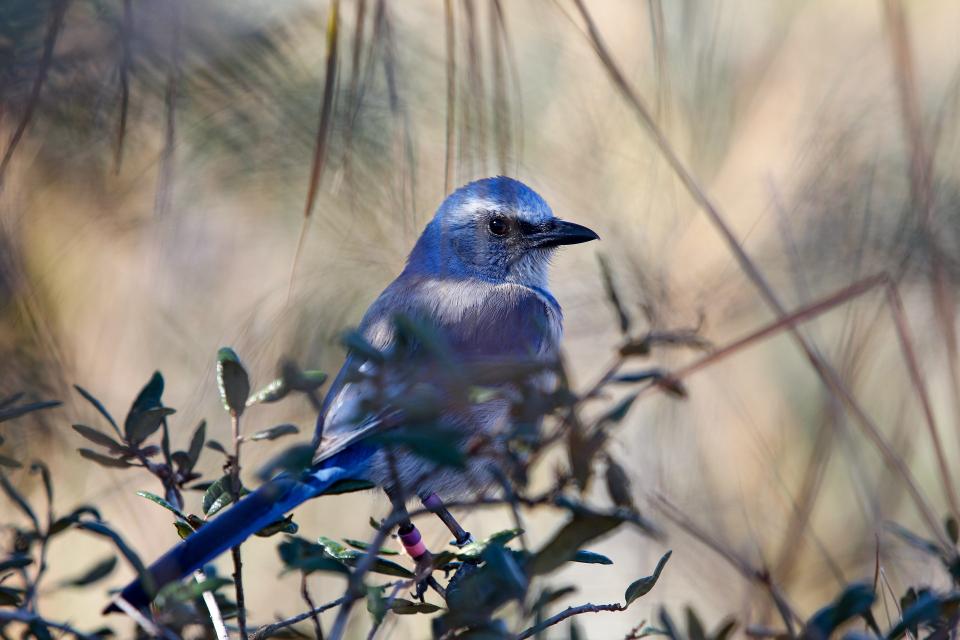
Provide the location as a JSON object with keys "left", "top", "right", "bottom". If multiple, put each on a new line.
{"left": 399, "top": 525, "right": 428, "bottom": 559}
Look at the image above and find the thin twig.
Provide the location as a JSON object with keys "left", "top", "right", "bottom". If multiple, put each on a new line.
{"left": 196, "top": 569, "right": 229, "bottom": 640}
{"left": 515, "top": 602, "right": 624, "bottom": 640}
{"left": 289, "top": 0, "right": 340, "bottom": 301}
{"left": 229, "top": 411, "right": 248, "bottom": 638}
{"left": 111, "top": 595, "right": 179, "bottom": 640}
{"left": 301, "top": 574, "right": 324, "bottom": 640}
{"left": 249, "top": 595, "right": 348, "bottom": 640}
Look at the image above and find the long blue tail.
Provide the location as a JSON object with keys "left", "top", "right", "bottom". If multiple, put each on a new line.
{"left": 111, "top": 446, "right": 373, "bottom": 611}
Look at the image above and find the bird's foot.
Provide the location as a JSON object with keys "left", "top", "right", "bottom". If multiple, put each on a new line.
{"left": 452, "top": 533, "right": 475, "bottom": 548}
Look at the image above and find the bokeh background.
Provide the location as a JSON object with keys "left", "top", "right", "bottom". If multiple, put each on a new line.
{"left": 3, "top": 0, "right": 960, "bottom": 636}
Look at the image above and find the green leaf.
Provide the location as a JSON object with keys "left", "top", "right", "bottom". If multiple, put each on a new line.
{"left": 572, "top": 550, "right": 613, "bottom": 565}
{"left": 367, "top": 557, "right": 415, "bottom": 578}
{"left": 299, "top": 370, "right": 329, "bottom": 388}
{"left": 624, "top": 550, "right": 672, "bottom": 606}
{"left": 123, "top": 372, "right": 165, "bottom": 441}
{"left": 60, "top": 555, "right": 118, "bottom": 587}
{"left": 74, "top": 385, "right": 120, "bottom": 435}
{"left": 316, "top": 536, "right": 414, "bottom": 577}
{"left": 125, "top": 407, "right": 176, "bottom": 446}
{"left": 0, "top": 554, "right": 32, "bottom": 572}
{"left": 366, "top": 585, "right": 388, "bottom": 626}
{"left": 255, "top": 514, "right": 298, "bottom": 537}
{"left": 389, "top": 598, "right": 443, "bottom": 614}
{"left": 202, "top": 476, "right": 247, "bottom": 517}
{"left": 530, "top": 513, "right": 623, "bottom": 575}
{"left": 78, "top": 448, "right": 133, "bottom": 469}
{"left": 247, "top": 424, "right": 299, "bottom": 442}
{"left": 316, "top": 536, "right": 359, "bottom": 559}
{"left": 186, "top": 420, "right": 206, "bottom": 470}
{"left": 344, "top": 538, "right": 399, "bottom": 555}
{"left": 217, "top": 348, "right": 250, "bottom": 416}
{"left": 246, "top": 378, "right": 289, "bottom": 406}
{"left": 278, "top": 537, "right": 351, "bottom": 575}
{"left": 457, "top": 529, "right": 524, "bottom": 561}
{"left": 72, "top": 424, "right": 126, "bottom": 452}
{"left": 444, "top": 545, "right": 527, "bottom": 628}
{"left": 174, "top": 521, "right": 195, "bottom": 540}
{"left": 136, "top": 491, "right": 186, "bottom": 519}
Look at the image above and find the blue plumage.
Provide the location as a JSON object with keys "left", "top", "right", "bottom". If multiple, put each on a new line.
{"left": 112, "top": 177, "right": 598, "bottom": 612}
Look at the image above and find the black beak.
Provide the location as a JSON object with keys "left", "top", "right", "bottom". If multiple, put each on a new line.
{"left": 528, "top": 220, "right": 600, "bottom": 248}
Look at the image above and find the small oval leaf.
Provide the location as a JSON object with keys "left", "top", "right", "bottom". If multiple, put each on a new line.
{"left": 624, "top": 550, "right": 672, "bottom": 606}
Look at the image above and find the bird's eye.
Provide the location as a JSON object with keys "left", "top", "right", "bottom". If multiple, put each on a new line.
{"left": 488, "top": 215, "right": 510, "bottom": 237}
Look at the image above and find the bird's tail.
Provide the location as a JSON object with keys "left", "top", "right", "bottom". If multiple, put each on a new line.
{"left": 110, "top": 447, "right": 373, "bottom": 612}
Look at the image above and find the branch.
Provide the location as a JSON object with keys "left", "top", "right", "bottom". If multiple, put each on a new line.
{"left": 300, "top": 574, "right": 324, "bottom": 640}
{"left": 515, "top": 602, "right": 624, "bottom": 640}
{"left": 249, "top": 595, "right": 348, "bottom": 640}
{"left": 196, "top": 569, "right": 229, "bottom": 640}
{"left": 229, "top": 411, "right": 248, "bottom": 637}
{"left": 110, "top": 596, "right": 179, "bottom": 640}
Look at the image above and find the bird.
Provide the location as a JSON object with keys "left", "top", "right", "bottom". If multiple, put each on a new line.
{"left": 113, "top": 176, "right": 599, "bottom": 611}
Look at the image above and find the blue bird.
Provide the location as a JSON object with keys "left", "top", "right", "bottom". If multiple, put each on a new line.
{"left": 113, "top": 176, "right": 598, "bottom": 611}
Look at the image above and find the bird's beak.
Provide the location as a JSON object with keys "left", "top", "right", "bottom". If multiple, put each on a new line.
{"left": 528, "top": 219, "right": 600, "bottom": 248}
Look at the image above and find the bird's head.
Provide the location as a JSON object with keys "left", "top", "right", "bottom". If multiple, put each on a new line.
{"left": 405, "top": 176, "right": 599, "bottom": 287}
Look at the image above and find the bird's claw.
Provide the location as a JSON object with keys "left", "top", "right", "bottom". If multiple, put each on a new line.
{"left": 452, "top": 533, "right": 475, "bottom": 548}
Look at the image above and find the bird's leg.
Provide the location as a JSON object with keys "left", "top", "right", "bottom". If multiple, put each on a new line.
{"left": 421, "top": 492, "right": 474, "bottom": 547}
{"left": 384, "top": 487, "right": 438, "bottom": 602}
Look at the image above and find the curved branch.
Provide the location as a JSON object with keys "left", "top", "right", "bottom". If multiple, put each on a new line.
{"left": 249, "top": 595, "right": 347, "bottom": 640}
{"left": 515, "top": 602, "right": 624, "bottom": 640}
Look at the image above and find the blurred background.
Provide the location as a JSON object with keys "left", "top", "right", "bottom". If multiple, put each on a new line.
{"left": 3, "top": 0, "right": 960, "bottom": 636}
